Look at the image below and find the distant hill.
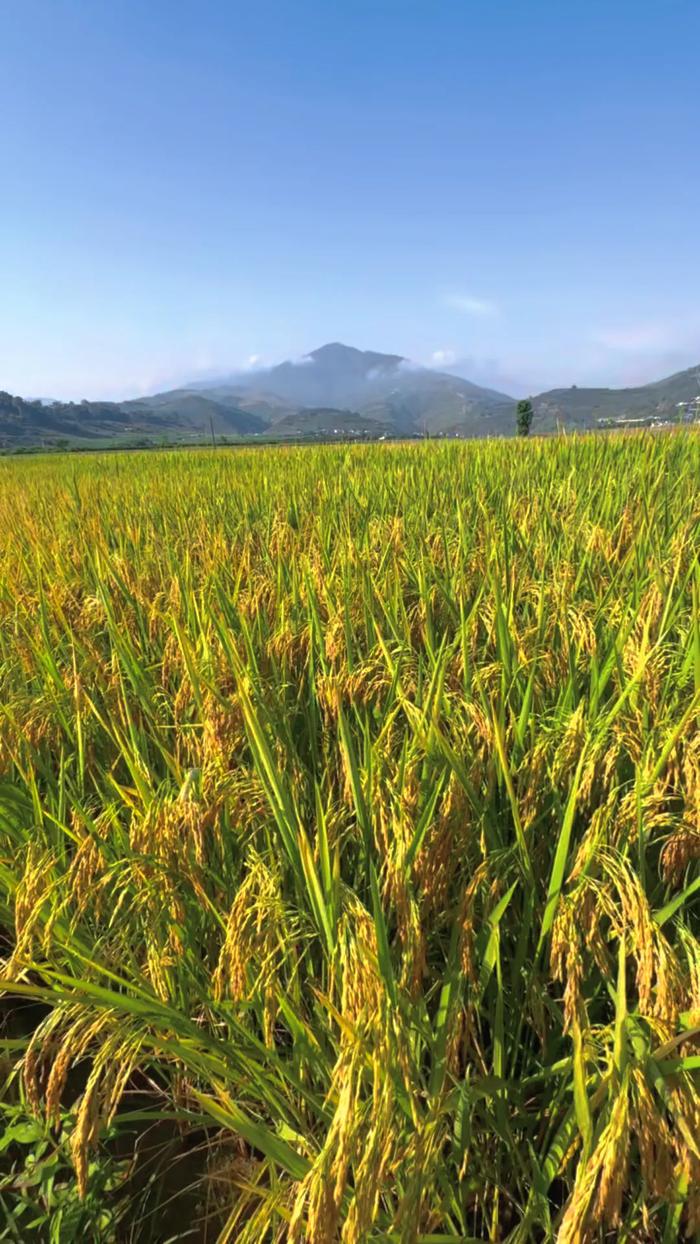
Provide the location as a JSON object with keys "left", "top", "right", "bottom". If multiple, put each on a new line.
{"left": 0, "top": 388, "right": 266, "bottom": 448}
{"left": 0, "top": 392, "right": 140, "bottom": 446}
{"left": 2, "top": 346, "right": 699, "bottom": 448}
{"left": 122, "top": 390, "right": 266, "bottom": 435}
{"left": 531, "top": 363, "right": 700, "bottom": 431}
{"left": 270, "top": 407, "right": 392, "bottom": 438}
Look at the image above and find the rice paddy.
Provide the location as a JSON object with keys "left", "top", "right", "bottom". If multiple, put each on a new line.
{"left": 0, "top": 433, "right": 698, "bottom": 1241}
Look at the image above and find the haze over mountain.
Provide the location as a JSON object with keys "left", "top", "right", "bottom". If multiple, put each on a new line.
{"left": 1, "top": 344, "right": 699, "bottom": 448}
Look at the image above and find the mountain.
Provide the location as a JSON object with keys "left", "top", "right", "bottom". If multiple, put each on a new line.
{"left": 0, "top": 389, "right": 266, "bottom": 448}
{"left": 531, "top": 363, "right": 700, "bottom": 431}
{"left": 190, "top": 343, "right": 515, "bottom": 436}
{"left": 122, "top": 390, "right": 266, "bottom": 435}
{"left": 0, "top": 392, "right": 137, "bottom": 445}
{"left": 2, "top": 346, "right": 699, "bottom": 449}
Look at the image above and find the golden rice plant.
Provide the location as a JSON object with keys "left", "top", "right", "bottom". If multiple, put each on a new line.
{"left": 0, "top": 431, "right": 698, "bottom": 1241}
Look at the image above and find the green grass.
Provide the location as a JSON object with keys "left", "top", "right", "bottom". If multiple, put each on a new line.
{"left": 0, "top": 434, "right": 698, "bottom": 1241}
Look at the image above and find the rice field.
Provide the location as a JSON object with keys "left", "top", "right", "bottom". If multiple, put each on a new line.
{"left": 0, "top": 433, "right": 698, "bottom": 1242}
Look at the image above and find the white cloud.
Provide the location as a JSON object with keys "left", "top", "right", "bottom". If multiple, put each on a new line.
{"left": 431, "top": 348, "right": 457, "bottom": 367}
{"left": 445, "top": 293, "right": 498, "bottom": 317}
{"left": 233, "top": 350, "right": 314, "bottom": 372}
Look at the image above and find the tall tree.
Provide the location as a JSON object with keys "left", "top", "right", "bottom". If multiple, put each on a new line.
{"left": 516, "top": 398, "right": 534, "bottom": 437}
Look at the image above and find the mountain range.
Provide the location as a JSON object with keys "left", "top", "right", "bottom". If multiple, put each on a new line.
{"left": 2, "top": 343, "right": 699, "bottom": 448}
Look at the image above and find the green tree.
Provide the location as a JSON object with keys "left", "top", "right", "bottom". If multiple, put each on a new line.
{"left": 516, "top": 398, "right": 534, "bottom": 437}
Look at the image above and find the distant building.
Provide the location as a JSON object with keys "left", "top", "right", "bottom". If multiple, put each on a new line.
{"left": 676, "top": 397, "right": 700, "bottom": 423}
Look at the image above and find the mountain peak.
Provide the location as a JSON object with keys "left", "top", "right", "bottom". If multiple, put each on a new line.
{"left": 307, "top": 342, "right": 405, "bottom": 367}
{"left": 309, "top": 342, "right": 355, "bottom": 357}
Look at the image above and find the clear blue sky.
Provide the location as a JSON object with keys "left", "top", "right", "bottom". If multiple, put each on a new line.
{"left": 1, "top": 0, "right": 698, "bottom": 399}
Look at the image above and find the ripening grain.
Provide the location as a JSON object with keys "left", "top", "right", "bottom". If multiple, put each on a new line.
{"left": 0, "top": 434, "right": 698, "bottom": 1241}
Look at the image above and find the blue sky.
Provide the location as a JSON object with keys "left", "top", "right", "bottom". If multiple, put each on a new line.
{"left": 1, "top": 0, "right": 698, "bottom": 399}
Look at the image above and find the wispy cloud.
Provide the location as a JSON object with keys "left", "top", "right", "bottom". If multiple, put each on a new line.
{"left": 444, "top": 293, "right": 498, "bottom": 317}
{"left": 593, "top": 323, "right": 673, "bottom": 352}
